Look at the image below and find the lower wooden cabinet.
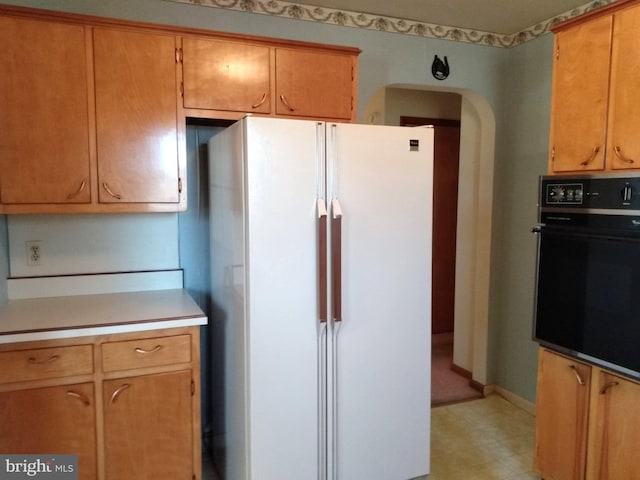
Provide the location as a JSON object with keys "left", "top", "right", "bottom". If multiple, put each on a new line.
{"left": 0, "top": 327, "right": 201, "bottom": 480}
{"left": 535, "top": 347, "right": 640, "bottom": 480}
{"left": 0, "top": 383, "right": 97, "bottom": 480}
{"left": 104, "top": 371, "right": 193, "bottom": 480}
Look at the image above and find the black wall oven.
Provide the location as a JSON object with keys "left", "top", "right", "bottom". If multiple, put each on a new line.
{"left": 533, "top": 174, "right": 640, "bottom": 380}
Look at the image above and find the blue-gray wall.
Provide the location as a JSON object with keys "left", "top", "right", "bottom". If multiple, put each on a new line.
{"left": 1, "top": 0, "right": 553, "bottom": 405}
{"left": 489, "top": 34, "right": 552, "bottom": 401}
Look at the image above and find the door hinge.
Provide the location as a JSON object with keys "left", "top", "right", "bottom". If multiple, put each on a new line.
{"left": 351, "top": 66, "right": 354, "bottom": 81}
{"left": 175, "top": 47, "right": 183, "bottom": 64}
{"left": 556, "top": 45, "right": 560, "bottom": 60}
{"left": 191, "top": 379, "right": 196, "bottom": 396}
{"left": 180, "top": 81, "right": 185, "bottom": 98}
{"left": 178, "top": 177, "right": 183, "bottom": 194}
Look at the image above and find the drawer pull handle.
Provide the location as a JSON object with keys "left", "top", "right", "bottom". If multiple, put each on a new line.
{"left": 134, "top": 345, "right": 162, "bottom": 354}
{"left": 66, "top": 180, "right": 86, "bottom": 200}
{"left": 66, "top": 390, "right": 91, "bottom": 407}
{"left": 569, "top": 365, "right": 585, "bottom": 385}
{"left": 102, "top": 182, "right": 122, "bottom": 200}
{"left": 110, "top": 383, "right": 130, "bottom": 404}
{"left": 251, "top": 92, "right": 267, "bottom": 109}
{"left": 27, "top": 355, "right": 60, "bottom": 365}
{"left": 600, "top": 381, "right": 620, "bottom": 395}
{"left": 614, "top": 146, "right": 636, "bottom": 164}
{"left": 279, "top": 94, "right": 295, "bottom": 112}
{"left": 580, "top": 146, "right": 600, "bottom": 166}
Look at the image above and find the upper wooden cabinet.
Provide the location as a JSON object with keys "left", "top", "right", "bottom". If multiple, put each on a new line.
{"left": 182, "top": 37, "right": 271, "bottom": 114}
{"left": 549, "top": 1, "right": 640, "bottom": 173}
{"left": 180, "top": 36, "right": 359, "bottom": 122}
{"left": 275, "top": 48, "right": 355, "bottom": 120}
{"left": 0, "top": 16, "right": 92, "bottom": 206}
{"left": 0, "top": 5, "right": 360, "bottom": 213}
{"left": 94, "top": 28, "right": 182, "bottom": 205}
{"left": 0, "top": 12, "right": 185, "bottom": 214}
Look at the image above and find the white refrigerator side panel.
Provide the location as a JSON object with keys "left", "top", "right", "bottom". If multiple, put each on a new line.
{"left": 244, "top": 117, "right": 324, "bottom": 479}
{"left": 209, "top": 120, "right": 248, "bottom": 480}
{"left": 330, "top": 124, "right": 433, "bottom": 479}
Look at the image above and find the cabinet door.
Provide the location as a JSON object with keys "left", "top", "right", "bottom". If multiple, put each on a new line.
{"left": 93, "top": 28, "right": 180, "bottom": 204}
{"left": 549, "top": 16, "right": 611, "bottom": 173}
{"left": 104, "top": 371, "right": 193, "bottom": 480}
{"left": 275, "top": 48, "right": 354, "bottom": 120}
{"left": 182, "top": 37, "right": 271, "bottom": 113}
{"left": 534, "top": 349, "right": 590, "bottom": 480}
{"left": 0, "top": 383, "right": 97, "bottom": 480}
{"left": 587, "top": 371, "right": 640, "bottom": 479}
{"left": 606, "top": 6, "right": 640, "bottom": 171}
{"left": 0, "top": 16, "right": 91, "bottom": 204}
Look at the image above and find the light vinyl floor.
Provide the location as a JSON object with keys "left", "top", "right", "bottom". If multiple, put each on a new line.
{"left": 426, "top": 394, "right": 539, "bottom": 480}
{"left": 204, "top": 394, "right": 540, "bottom": 480}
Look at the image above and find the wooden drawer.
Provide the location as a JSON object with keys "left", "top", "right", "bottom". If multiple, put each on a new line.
{"left": 101, "top": 334, "right": 191, "bottom": 372}
{"left": 0, "top": 345, "right": 93, "bottom": 384}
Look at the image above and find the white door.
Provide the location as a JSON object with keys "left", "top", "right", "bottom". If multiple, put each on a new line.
{"left": 244, "top": 117, "right": 325, "bottom": 479}
{"left": 327, "top": 123, "right": 433, "bottom": 479}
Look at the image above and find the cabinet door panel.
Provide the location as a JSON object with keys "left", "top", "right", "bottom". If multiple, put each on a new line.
{"left": 275, "top": 48, "right": 353, "bottom": 119}
{"left": 104, "top": 370, "right": 192, "bottom": 480}
{"left": 182, "top": 37, "right": 271, "bottom": 113}
{"left": 607, "top": 7, "right": 640, "bottom": 171}
{"left": 0, "top": 383, "right": 97, "bottom": 480}
{"left": 94, "top": 28, "right": 179, "bottom": 204}
{"left": 588, "top": 371, "right": 640, "bottom": 479}
{"left": 534, "top": 349, "right": 590, "bottom": 480}
{"left": 549, "top": 16, "right": 611, "bottom": 173}
{"left": 0, "top": 17, "right": 91, "bottom": 204}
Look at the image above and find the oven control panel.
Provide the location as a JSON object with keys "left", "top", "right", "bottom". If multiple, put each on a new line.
{"left": 540, "top": 175, "right": 640, "bottom": 211}
{"left": 545, "top": 183, "right": 584, "bottom": 204}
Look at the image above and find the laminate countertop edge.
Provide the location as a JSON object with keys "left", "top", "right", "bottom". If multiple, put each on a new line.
{"left": 0, "top": 289, "right": 208, "bottom": 344}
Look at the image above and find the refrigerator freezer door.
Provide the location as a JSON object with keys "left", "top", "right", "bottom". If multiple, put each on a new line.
{"left": 223, "top": 117, "right": 326, "bottom": 479}
{"left": 328, "top": 123, "right": 433, "bottom": 479}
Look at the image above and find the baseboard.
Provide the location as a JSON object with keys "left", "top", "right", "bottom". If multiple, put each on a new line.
{"left": 487, "top": 385, "right": 537, "bottom": 416}
{"left": 451, "top": 363, "right": 472, "bottom": 379}
{"left": 452, "top": 363, "right": 485, "bottom": 394}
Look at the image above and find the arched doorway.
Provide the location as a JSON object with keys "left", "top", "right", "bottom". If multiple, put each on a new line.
{"left": 362, "top": 86, "right": 496, "bottom": 392}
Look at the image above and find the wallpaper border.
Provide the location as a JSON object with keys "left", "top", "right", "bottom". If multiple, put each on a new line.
{"left": 163, "top": 0, "right": 617, "bottom": 47}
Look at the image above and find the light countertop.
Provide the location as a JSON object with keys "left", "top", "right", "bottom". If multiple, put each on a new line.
{"left": 0, "top": 289, "right": 207, "bottom": 344}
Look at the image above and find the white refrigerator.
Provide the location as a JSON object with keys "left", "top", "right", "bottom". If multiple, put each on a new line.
{"left": 209, "top": 116, "right": 433, "bottom": 480}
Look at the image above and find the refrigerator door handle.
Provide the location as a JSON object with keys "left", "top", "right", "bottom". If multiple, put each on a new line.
{"left": 318, "top": 199, "right": 328, "bottom": 323}
{"left": 331, "top": 199, "right": 343, "bottom": 323}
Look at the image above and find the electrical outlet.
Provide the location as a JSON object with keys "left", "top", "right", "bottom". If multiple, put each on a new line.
{"left": 26, "top": 240, "right": 43, "bottom": 266}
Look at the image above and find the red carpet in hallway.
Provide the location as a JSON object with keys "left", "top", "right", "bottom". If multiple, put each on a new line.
{"left": 432, "top": 333, "right": 483, "bottom": 406}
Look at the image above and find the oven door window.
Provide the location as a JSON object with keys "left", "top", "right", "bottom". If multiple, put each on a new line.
{"left": 535, "top": 229, "right": 640, "bottom": 374}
